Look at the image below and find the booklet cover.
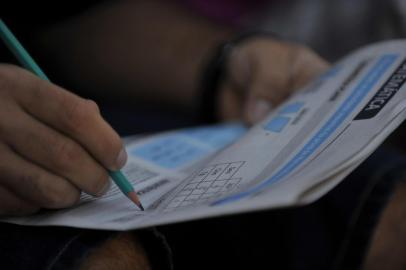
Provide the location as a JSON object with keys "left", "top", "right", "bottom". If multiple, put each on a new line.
{"left": 3, "top": 40, "right": 406, "bottom": 230}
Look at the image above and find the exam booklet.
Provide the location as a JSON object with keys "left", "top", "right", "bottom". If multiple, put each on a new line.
{"left": 2, "top": 40, "right": 406, "bottom": 230}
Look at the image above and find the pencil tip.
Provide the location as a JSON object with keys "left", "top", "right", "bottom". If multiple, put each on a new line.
{"left": 127, "top": 191, "right": 145, "bottom": 211}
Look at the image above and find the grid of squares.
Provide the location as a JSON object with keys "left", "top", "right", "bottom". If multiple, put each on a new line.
{"left": 165, "top": 161, "right": 245, "bottom": 209}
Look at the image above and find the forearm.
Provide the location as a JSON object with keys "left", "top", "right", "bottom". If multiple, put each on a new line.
{"left": 34, "top": 0, "right": 234, "bottom": 110}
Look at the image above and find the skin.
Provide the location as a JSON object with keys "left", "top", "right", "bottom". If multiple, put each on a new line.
{"left": 0, "top": 64, "right": 127, "bottom": 215}
{"left": 219, "top": 38, "right": 329, "bottom": 124}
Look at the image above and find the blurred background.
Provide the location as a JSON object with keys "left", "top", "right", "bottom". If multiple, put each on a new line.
{"left": 182, "top": 0, "right": 406, "bottom": 61}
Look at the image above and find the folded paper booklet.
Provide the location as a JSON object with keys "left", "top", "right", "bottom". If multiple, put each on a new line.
{"left": 3, "top": 40, "right": 406, "bottom": 230}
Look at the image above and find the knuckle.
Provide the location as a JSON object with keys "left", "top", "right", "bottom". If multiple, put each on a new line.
{"left": 19, "top": 171, "right": 42, "bottom": 186}
{"left": 39, "top": 182, "right": 80, "bottom": 208}
{"left": 0, "top": 103, "right": 15, "bottom": 138}
{"left": 15, "top": 171, "right": 78, "bottom": 209}
{"left": 108, "top": 135, "right": 123, "bottom": 158}
{"left": 58, "top": 189, "right": 81, "bottom": 208}
{"left": 63, "top": 98, "right": 95, "bottom": 132}
{"left": 30, "top": 77, "right": 56, "bottom": 106}
{"left": 52, "top": 139, "right": 82, "bottom": 170}
{"left": 39, "top": 192, "right": 61, "bottom": 208}
{"left": 85, "top": 99, "right": 100, "bottom": 114}
{"left": 95, "top": 133, "right": 122, "bottom": 167}
{"left": 16, "top": 172, "right": 62, "bottom": 208}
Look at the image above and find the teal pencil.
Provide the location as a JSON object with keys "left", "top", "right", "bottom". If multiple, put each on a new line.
{"left": 0, "top": 19, "right": 144, "bottom": 211}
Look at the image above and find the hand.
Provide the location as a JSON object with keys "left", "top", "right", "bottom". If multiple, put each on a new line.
{"left": 218, "top": 38, "right": 329, "bottom": 124}
{"left": 0, "top": 64, "right": 127, "bottom": 216}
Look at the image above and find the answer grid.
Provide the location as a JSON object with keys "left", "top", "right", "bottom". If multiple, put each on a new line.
{"left": 165, "top": 161, "right": 245, "bottom": 209}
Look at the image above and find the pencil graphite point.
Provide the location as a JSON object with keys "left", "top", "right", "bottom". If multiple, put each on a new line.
{"left": 127, "top": 191, "right": 145, "bottom": 211}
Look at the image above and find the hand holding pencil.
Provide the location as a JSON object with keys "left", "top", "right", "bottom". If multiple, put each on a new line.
{"left": 0, "top": 19, "right": 143, "bottom": 216}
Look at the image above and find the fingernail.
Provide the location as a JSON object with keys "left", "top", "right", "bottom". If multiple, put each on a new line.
{"left": 252, "top": 99, "right": 272, "bottom": 122}
{"left": 98, "top": 180, "right": 111, "bottom": 196}
{"left": 115, "top": 149, "right": 128, "bottom": 169}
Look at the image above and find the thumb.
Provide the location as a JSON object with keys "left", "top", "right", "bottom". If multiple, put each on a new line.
{"left": 228, "top": 45, "right": 273, "bottom": 124}
{"left": 226, "top": 46, "right": 253, "bottom": 91}
{"left": 243, "top": 92, "right": 273, "bottom": 125}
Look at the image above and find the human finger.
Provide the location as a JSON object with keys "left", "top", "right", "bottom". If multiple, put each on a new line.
{"left": 1, "top": 108, "right": 110, "bottom": 197}
{"left": 0, "top": 143, "right": 81, "bottom": 209}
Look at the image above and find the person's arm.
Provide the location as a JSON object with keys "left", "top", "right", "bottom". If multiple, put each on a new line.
{"left": 33, "top": 0, "right": 328, "bottom": 120}
{"left": 34, "top": 0, "right": 233, "bottom": 111}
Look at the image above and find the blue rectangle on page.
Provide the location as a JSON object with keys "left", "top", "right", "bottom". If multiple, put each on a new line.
{"left": 264, "top": 116, "right": 291, "bottom": 132}
{"left": 279, "top": 102, "right": 304, "bottom": 114}
{"left": 132, "top": 136, "right": 208, "bottom": 169}
{"left": 180, "top": 123, "right": 246, "bottom": 148}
